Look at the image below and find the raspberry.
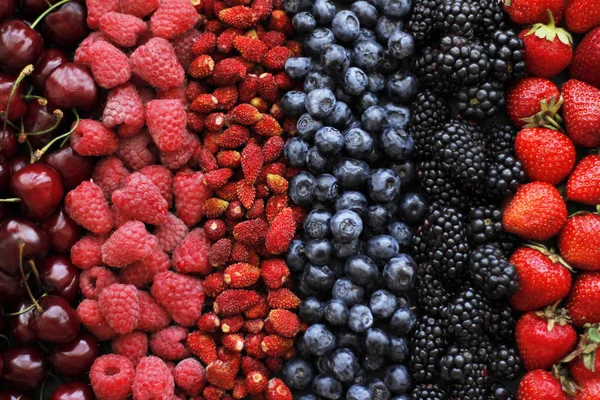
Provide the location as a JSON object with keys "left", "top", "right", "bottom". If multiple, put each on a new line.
{"left": 149, "top": 326, "right": 190, "bottom": 361}
{"left": 92, "top": 156, "right": 129, "bottom": 199}
{"left": 80, "top": 266, "right": 119, "bottom": 299}
{"left": 158, "top": 130, "right": 196, "bottom": 170}
{"left": 112, "top": 172, "right": 169, "bottom": 225}
{"left": 150, "top": 0, "right": 199, "bottom": 39}
{"left": 74, "top": 32, "right": 108, "bottom": 64}
{"left": 173, "top": 358, "right": 206, "bottom": 396}
{"left": 133, "top": 356, "right": 175, "bottom": 400}
{"left": 154, "top": 212, "right": 189, "bottom": 253}
{"left": 112, "top": 203, "right": 132, "bottom": 228}
{"left": 87, "top": 41, "right": 132, "bottom": 89}
{"left": 172, "top": 228, "right": 212, "bottom": 275}
{"left": 173, "top": 169, "right": 213, "bottom": 226}
{"left": 130, "top": 37, "right": 185, "bottom": 91}
{"left": 119, "top": 0, "right": 158, "bottom": 18}
{"left": 117, "top": 132, "right": 158, "bottom": 171}
{"left": 71, "top": 234, "right": 105, "bottom": 269}
{"left": 65, "top": 181, "right": 113, "bottom": 235}
{"left": 99, "top": 12, "right": 148, "bottom": 48}
{"left": 76, "top": 299, "right": 118, "bottom": 340}
{"left": 112, "top": 331, "right": 148, "bottom": 366}
{"left": 71, "top": 119, "right": 120, "bottom": 157}
{"left": 139, "top": 164, "right": 173, "bottom": 206}
{"left": 86, "top": 0, "right": 119, "bottom": 30}
{"left": 145, "top": 99, "right": 186, "bottom": 152}
{"left": 102, "top": 221, "right": 158, "bottom": 267}
{"left": 136, "top": 290, "right": 172, "bottom": 332}
{"left": 102, "top": 84, "right": 145, "bottom": 137}
{"left": 151, "top": 271, "right": 205, "bottom": 327}
{"left": 90, "top": 354, "right": 135, "bottom": 400}
{"left": 98, "top": 283, "right": 140, "bottom": 334}
{"left": 172, "top": 29, "right": 202, "bottom": 70}
{"left": 120, "top": 247, "right": 171, "bottom": 288}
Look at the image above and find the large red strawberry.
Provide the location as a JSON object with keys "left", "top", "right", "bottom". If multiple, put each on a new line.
{"left": 516, "top": 309, "right": 578, "bottom": 370}
{"left": 567, "top": 326, "right": 600, "bottom": 385}
{"left": 575, "top": 379, "right": 600, "bottom": 400}
{"left": 571, "top": 28, "right": 600, "bottom": 89}
{"left": 503, "top": 0, "right": 565, "bottom": 25}
{"left": 559, "top": 212, "right": 600, "bottom": 271}
{"left": 517, "top": 370, "right": 571, "bottom": 400}
{"left": 509, "top": 245, "right": 572, "bottom": 311}
{"left": 515, "top": 128, "right": 576, "bottom": 185}
{"left": 519, "top": 13, "right": 573, "bottom": 78}
{"left": 566, "top": 0, "right": 600, "bottom": 33}
{"left": 507, "top": 77, "right": 561, "bottom": 129}
{"left": 562, "top": 79, "right": 600, "bottom": 148}
{"left": 567, "top": 155, "right": 600, "bottom": 206}
{"left": 566, "top": 272, "right": 600, "bottom": 326}
{"left": 503, "top": 182, "right": 567, "bottom": 241}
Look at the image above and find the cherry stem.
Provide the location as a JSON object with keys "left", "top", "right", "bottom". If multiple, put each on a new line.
{"left": 0, "top": 334, "right": 11, "bottom": 346}
{"left": 17, "top": 239, "right": 43, "bottom": 313}
{"left": 1, "top": 64, "right": 34, "bottom": 151}
{"left": 30, "top": 0, "right": 71, "bottom": 29}
{"left": 0, "top": 198, "right": 21, "bottom": 202}
{"left": 22, "top": 95, "right": 48, "bottom": 106}
{"left": 28, "top": 259, "right": 41, "bottom": 291}
{"left": 33, "top": 108, "right": 79, "bottom": 161}
{"left": 25, "top": 109, "right": 63, "bottom": 136}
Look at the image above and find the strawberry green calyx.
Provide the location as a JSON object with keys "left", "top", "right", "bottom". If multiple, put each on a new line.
{"left": 526, "top": 10, "right": 573, "bottom": 45}
{"left": 535, "top": 303, "right": 572, "bottom": 332}
{"left": 526, "top": 242, "right": 573, "bottom": 270}
{"left": 521, "top": 95, "right": 565, "bottom": 131}
{"left": 563, "top": 324, "right": 600, "bottom": 374}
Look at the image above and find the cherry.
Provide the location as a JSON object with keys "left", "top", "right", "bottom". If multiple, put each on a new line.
{"left": 2, "top": 345, "right": 47, "bottom": 391}
{"left": 0, "top": 128, "right": 18, "bottom": 159}
{"left": 44, "top": 63, "right": 99, "bottom": 111}
{"left": 10, "top": 300, "right": 37, "bottom": 344}
{"left": 42, "top": 209, "right": 81, "bottom": 254}
{"left": 8, "top": 155, "right": 29, "bottom": 175}
{"left": 0, "top": 74, "right": 28, "bottom": 120}
{"left": 9, "top": 163, "right": 64, "bottom": 220}
{"left": 31, "top": 48, "right": 68, "bottom": 91}
{"left": 0, "top": 218, "right": 49, "bottom": 277}
{"left": 0, "top": 20, "right": 43, "bottom": 73}
{"left": 39, "top": 255, "right": 79, "bottom": 301}
{"left": 32, "top": 295, "right": 80, "bottom": 343}
{"left": 22, "top": 0, "right": 63, "bottom": 16}
{"left": 0, "top": 0, "right": 15, "bottom": 22}
{"left": 42, "top": 145, "right": 94, "bottom": 190}
{"left": 0, "top": 391, "right": 32, "bottom": 400}
{"left": 49, "top": 333, "right": 99, "bottom": 377}
{"left": 41, "top": 2, "right": 88, "bottom": 48}
{"left": 22, "top": 101, "right": 62, "bottom": 149}
{"left": 49, "top": 382, "right": 94, "bottom": 400}
{"left": 0, "top": 269, "right": 26, "bottom": 305}
{"left": 0, "top": 157, "right": 10, "bottom": 193}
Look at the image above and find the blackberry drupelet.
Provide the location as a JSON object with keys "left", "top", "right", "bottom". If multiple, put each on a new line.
{"left": 437, "top": 35, "right": 490, "bottom": 86}
{"left": 448, "top": 362, "right": 490, "bottom": 400}
{"left": 411, "top": 47, "right": 452, "bottom": 94}
{"left": 489, "top": 343, "right": 522, "bottom": 381}
{"left": 494, "top": 232, "right": 519, "bottom": 257}
{"left": 486, "top": 29, "right": 526, "bottom": 83}
{"left": 486, "top": 303, "right": 517, "bottom": 341}
{"left": 491, "top": 383, "right": 516, "bottom": 400}
{"left": 411, "top": 383, "right": 448, "bottom": 400}
{"left": 415, "top": 263, "right": 453, "bottom": 317}
{"left": 477, "top": 0, "right": 508, "bottom": 37}
{"left": 466, "top": 205, "right": 504, "bottom": 246}
{"left": 417, "top": 160, "right": 472, "bottom": 210}
{"left": 458, "top": 334, "right": 493, "bottom": 364}
{"left": 408, "top": 90, "right": 450, "bottom": 159}
{"left": 434, "top": 0, "right": 481, "bottom": 38}
{"left": 444, "top": 286, "right": 489, "bottom": 339}
{"left": 407, "top": 0, "right": 444, "bottom": 44}
{"left": 485, "top": 122, "right": 517, "bottom": 156}
{"left": 482, "top": 153, "right": 526, "bottom": 199}
{"left": 456, "top": 80, "right": 506, "bottom": 121}
{"left": 468, "top": 244, "right": 520, "bottom": 300}
{"left": 439, "top": 346, "right": 475, "bottom": 382}
{"left": 410, "top": 315, "right": 449, "bottom": 382}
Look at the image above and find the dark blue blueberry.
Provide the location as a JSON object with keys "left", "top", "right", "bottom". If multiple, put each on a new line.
{"left": 348, "top": 118, "right": 363, "bottom": 130}
{"left": 368, "top": 169, "right": 401, "bottom": 203}
{"left": 348, "top": 304, "right": 373, "bottom": 332}
{"left": 296, "top": 396, "right": 318, "bottom": 400}
{"left": 298, "top": 276, "right": 320, "bottom": 297}
{"left": 388, "top": 336, "right": 409, "bottom": 363}
{"left": 306, "top": 239, "right": 333, "bottom": 265}
{"left": 356, "top": 92, "right": 380, "bottom": 115}
{"left": 329, "top": 348, "right": 360, "bottom": 382}
{"left": 291, "top": 11, "right": 316, "bottom": 33}
{"left": 283, "top": 358, "right": 315, "bottom": 390}
{"left": 387, "top": 222, "right": 412, "bottom": 251}
{"left": 369, "top": 379, "right": 391, "bottom": 400}
{"left": 324, "top": 102, "right": 352, "bottom": 129}
{"left": 312, "top": 375, "right": 344, "bottom": 400}
{"left": 335, "top": 191, "right": 368, "bottom": 215}
{"left": 353, "top": 41, "right": 384, "bottom": 72}
{"left": 304, "top": 264, "right": 336, "bottom": 292}
{"left": 304, "top": 324, "right": 336, "bottom": 356}
{"left": 367, "top": 71, "right": 386, "bottom": 93}
{"left": 333, "top": 158, "right": 370, "bottom": 189}
{"left": 398, "top": 192, "right": 428, "bottom": 224}
{"left": 305, "top": 28, "right": 337, "bottom": 57}
{"left": 321, "top": 44, "right": 350, "bottom": 77}
{"left": 381, "top": 127, "right": 414, "bottom": 161}
{"left": 336, "top": 331, "right": 362, "bottom": 353}
{"left": 299, "top": 297, "right": 324, "bottom": 324}
{"left": 280, "top": 90, "right": 307, "bottom": 117}
{"left": 351, "top": 1, "right": 379, "bottom": 27}
{"left": 314, "top": 174, "right": 339, "bottom": 203}
{"left": 344, "top": 127, "right": 374, "bottom": 159}
{"left": 306, "top": 88, "right": 337, "bottom": 119}
{"left": 315, "top": 126, "right": 344, "bottom": 155}
{"left": 324, "top": 299, "right": 350, "bottom": 327}
{"left": 383, "top": 365, "right": 411, "bottom": 394}
{"left": 304, "top": 70, "right": 336, "bottom": 92}
{"left": 389, "top": 307, "right": 416, "bottom": 336}
{"left": 284, "top": 0, "right": 312, "bottom": 13}
{"left": 380, "top": 50, "right": 401, "bottom": 74}
{"left": 386, "top": 71, "right": 418, "bottom": 104}
{"left": 312, "top": 0, "right": 336, "bottom": 25}
{"left": 366, "top": 204, "right": 389, "bottom": 231}
{"left": 383, "top": 201, "right": 398, "bottom": 217}
{"left": 364, "top": 328, "right": 390, "bottom": 356}
{"left": 353, "top": 28, "right": 377, "bottom": 46}
{"left": 384, "top": 104, "right": 410, "bottom": 129}
{"left": 332, "top": 10, "right": 361, "bottom": 42}
{"left": 286, "top": 239, "right": 306, "bottom": 272}
{"left": 297, "top": 113, "right": 323, "bottom": 141}
{"left": 306, "top": 146, "right": 334, "bottom": 175}
{"left": 330, "top": 258, "right": 345, "bottom": 278}
{"left": 361, "top": 106, "right": 388, "bottom": 134}
{"left": 304, "top": 210, "right": 332, "bottom": 239}
{"left": 347, "top": 385, "right": 374, "bottom": 400}
{"left": 332, "top": 237, "right": 361, "bottom": 259}
{"left": 289, "top": 171, "right": 316, "bottom": 206}
{"left": 284, "top": 137, "right": 308, "bottom": 167}
{"left": 369, "top": 289, "right": 398, "bottom": 319}
{"left": 390, "top": 161, "right": 415, "bottom": 186}
{"left": 332, "top": 277, "right": 365, "bottom": 306}
{"left": 344, "top": 255, "right": 379, "bottom": 285}
{"left": 331, "top": 209, "right": 363, "bottom": 242}
{"left": 388, "top": 30, "right": 415, "bottom": 60}
{"left": 383, "top": 254, "right": 416, "bottom": 293}
{"left": 391, "top": 397, "right": 410, "bottom": 400}
{"left": 366, "top": 235, "right": 400, "bottom": 263}
{"left": 343, "top": 67, "right": 369, "bottom": 96}
{"left": 284, "top": 58, "right": 312, "bottom": 80}
{"left": 316, "top": 355, "right": 331, "bottom": 374}
{"left": 382, "top": 0, "right": 412, "bottom": 17}
{"left": 335, "top": 87, "right": 353, "bottom": 104}
{"left": 375, "top": 16, "right": 403, "bottom": 43}
{"left": 363, "top": 354, "right": 386, "bottom": 371}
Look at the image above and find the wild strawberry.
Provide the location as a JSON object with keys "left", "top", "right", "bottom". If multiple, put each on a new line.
{"left": 227, "top": 200, "right": 245, "bottom": 220}
{"left": 268, "top": 11, "right": 293, "bottom": 37}
{"left": 233, "top": 218, "right": 268, "bottom": 246}
{"left": 252, "top": 115, "right": 282, "bottom": 137}
{"left": 260, "top": 259, "right": 289, "bottom": 290}
{"left": 265, "top": 310, "right": 299, "bottom": 338}
{"left": 217, "top": 181, "right": 239, "bottom": 202}
{"left": 262, "top": 136, "right": 284, "bottom": 163}
{"left": 189, "top": 55, "right": 215, "bottom": 79}
{"left": 246, "top": 333, "right": 267, "bottom": 359}
{"left": 241, "top": 143, "right": 264, "bottom": 185}
{"left": 265, "top": 174, "right": 287, "bottom": 194}
{"left": 251, "top": 97, "right": 269, "bottom": 113}
{"left": 214, "top": 289, "right": 261, "bottom": 316}
{"left": 212, "top": 59, "right": 247, "bottom": 86}
{"left": 216, "top": 151, "right": 241, "bottom": 168}
{"left": 265, "top": 194, "right": 288, "bottom": 222}
{"left": 192, "top": 32, "right": 218, "bottom": 55}
{"left": 222, "top": 315, "right": 245, "bottom": 333}
{"left": 204, "top": 198, "right": 230, "bottom": 218}
{"left": 265, "top": 378, "right": 292, "bottom": 400}
{"left": 562, "top": 79, "right": 600, "bottom": 148}
{"left": 265, "top": 207, "right": 296, "bottom": 254}
{"left": 219, "top": 125, "right": 250, "bottom": 149}
{"left": 217, "top": 28, "right": 243, "bottom": 53}
{"left": 239, "top": 75, "right": 260, "bottom": 102}
{"left": 204, "top": 272, "right": 226, "bottom": 297}
{"left": 265, "top": 357, "right": 283, "bottom": 373}
{"left": 567, "top": 155, "right": 600, "bottom": 205}
{"left": 230, "top": 104, "right": 263, "bottom": 125}
{"left": 267, "top": 288, "right": 300, "bottom": 309}
{"left": 235, "top": 180, "right": 255, "bottom": 210}
{"left": 517, "top": 370, "right": 570, "bottom": 400}
{"left": 204, "top": 386, "right": 226, "bottom": 400}
{"left": 224, "top": 263, "right": 261, "bottom": 288}
{"left": 261, "top": 46, "right": 290, "bottom": 71}
{"left": 244, "top": 294, "right": 269, "bottom": 319}
{"left": 187, "top": 332, "right": 218, "bottom": 365}
{"left": 274, "top": 72, "right": 294, "bottom": 91}
{"left": 197, "top": 312, "right": 221, "bottom": 333}
{"left": 209, "top": 238, "right": 233, "bottom": 267}
{"left": 244, "top": 319, "right": 265, "bottom": 334}
{"left": 246, "top": 371, "right": 268, "bottom": 394}
{"left": 233, "top": 36, "right": 268, "bottom": 63}
{"left": 205, "top": 112, "right": 227, "bottom": 132}
{"left": 503, "top": 0, "right": 565, "bottom": 25}
{"left": 218, "top": 6, "right": 258, "bottom": 29}
{"left": 214, "top": 86, "right": 239, "bottom": 110}
{"left": 205, "top": 168, "right": 234, "bottom": 189}
{"left": 559, "top": 212, "right": 600, "bottom": 271}
{"left": 206, "top": 359, "right": 239, "bottom": 390}
{"left": 251, "top": 0, "right": 272, "bottom": 21}
{"left": 204, "top": 131, "right": 222, "bottom": 154}
{"left": 222, "top": 334, "right": 245, "bottom": 352}
{"left": 257, "top": 73, "right": 278, "bottom": 102}
{"left": 191, "top": 94, "right": 219, "bottom": 113}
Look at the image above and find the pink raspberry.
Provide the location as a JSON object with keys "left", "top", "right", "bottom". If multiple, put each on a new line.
{"left": 117, "top": 131, "right": 158, "bottom": 170}
{"left": 172, "top": 228, "right": 211, "bottom": 275}
{"left": 171, "top": 29, "right": 202, "bottom": 70}
{"left": 112, "top": 331, "right": 148, "bottom": 367}
{"left": 90, "top": 354, "right": 135, "bottom": 400}
{"left": 76, "top": 299, "right": 118, "bottom": 340}
{"left": 173, "top": 358, "right": 206, "bottom": 396}
{"left": 145, "top": 99, "right": 186, "bottom": 152}
{"left": 130, "top": 38, "right": 184, "bottom": 91}
{"left": 74, "top": 32, "right": 109, "bottom": 64}
{"left": 99, "top": 12, "right": 148, "bottom": 48}
{"left": 153, "top": 212, "right": 189, "bottom": 253}
{"left": 139, "top": 165, "right": 173, "bottom": 206}
{"left": 133, "top": 356, "right": 175, "bottom": 400}
{"left": 120, "top": 0, "right": 159, "bottom": 18}
{"left": 92, "top": 156, "right": 129, "bottom": 199}
{"left": 150, "top": 0, "right": 198, "bottom": 40}
{"left": 112, "top": 202, "right": 133, "bottom": 228}
{"left": 71, "top": 234, "right": 105, "bottom": 269}
{"left": 80, "top": 266, "right": 119, "bottom": 299}
{"left": 157, "top": 85, "right": 188, "bottom": 106}
{"left": 158, "top": 130, "right": 195, "bottom": 170}
{"left": 65, "top": 181, "right": 113, "bottom": 235}
{"left": 71, "top": 119, "right": 120, "bottom": 157}
{"left": 87, "top": 41, "right": 132, "bottom": 89}
{"left": 149, "top": 326, "right": 190, "bottom": 361}
{"left": 173, "top": 169, "right": 212, "bottom": 227}
{"left": 120, "top": 247, "right": 171, "bottom": 288}
{"left": 85, "top": 0, "right": 119, "bottom": 30}
{"left": 150, "top": 271, "right": 204, "bottom": 327}
{"left": 98, "top": 283, "right": 140, "bottom": 334}
{"left": 111, "top": 172, "right": 168, "bottom": 225}
{"left": 103, "top": 84, "right": 145, "bottom": 137}
{"left": 137, "top": 290, "right": 172, "bottom": 332}
{"left": 101, "top": 221, "right": 158, "bottom": 267}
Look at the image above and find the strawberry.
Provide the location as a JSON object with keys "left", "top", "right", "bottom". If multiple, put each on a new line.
{"left": 509, "top": 245, "right": 572, "bottom": 311}
{"left": 519, "top": 12, "right": 573, "bottom": 78}
{"left": 571, "top": 27, "right": 600, "bottom": 90}
{"left": 562, "top": 79, "right": 600, "bottom": 148}
{"left": 515, "top": 128, "right": 576, "bottom": 184}
{"left": 503, "top": 0, "right": 565, "bottom": 25}
{"left": 506, "top": 77, "right": 562, "bottom": 129}
{"left": 567, "top": 155, "right": 600, "bottom": 205}
{"left": 517, "top": 370, "right": 571, "bottom": 400}
{"left": 567, "top": 272, "right": 600, "bottom": 326}
{"left": 559, "top": 212, "right": 600, "bottom": 271}
{"left": 515, "top": 308, "right": 578, "bottom": 370}
{"left": 566, "top": 325, "right": 600, "bottom": 385}
{"left": 575, "top": 379, "right": 600, "bottom": 400}
{"left": 566, "top": 0, "right": 600, "bottom": 33}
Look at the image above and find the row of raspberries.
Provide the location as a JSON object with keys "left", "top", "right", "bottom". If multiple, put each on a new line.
{"left": 68, "top": 0, "right": 303, "bottom": 399}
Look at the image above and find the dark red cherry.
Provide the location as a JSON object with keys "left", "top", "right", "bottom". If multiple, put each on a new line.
{"left": 0, "top": 157, "right": 10, "bottom": 193}
{"left": 31, "top": 48, "right": 68, "bottom": 91}
{"left": 44, "top": 63, "right": 99, "bottom": 112}
{"left": 10, "top": 300, "right": 37, "bottom": 344}
{"left": 0, "top": 390, "right": 32, "bottom": 400}
{"left": 0, "top": 270, "right": 26, "bottom": 304}
{"left": 43, "top": 146, "right": 94, "bottom": 190}
{"left": 2, "top": 346, "right": 47, "bottom": 391}
{"left": 49, "top": 333, "right": 99, "bottom": 377}
{"left": 32, "top": 295, "right": 80, "bottom": 343}
{"left": 0, "top": 0, "right": 15, "bottom": 22}
{"left": 10, "top": 163, "right": 64, "bottom": 220}
{"left": 41, "top": 209, "right": 81, "bottom": 254}
{"left": 0, "top": 20, "right": 44, "bottom": 73}
{"left": 22, "top": 101, "right": 60, "bottom": 149}
{"left": 41, "top": 2, "right": 88, "bottom": 48}
{"left": 0, "top": 128, "right": 18, "bottom": 159}
{"left": 0, "top": 218, "right": 49, "bottom": 277}
{"left": 0, "top": 74, "right": 28, "bottom": 121}
{"left": 22, "top": 0, "right": 63, "bottom": 16}
{"left": 49, "top": 382, "right": 94, "bottom": 400}
{"left": 0, "top": 307, "right": 5, "bottom": 331}
{"left": 8, "top": 155, "right": 29, "bottom": 176}
{"left": 39, "top": 255, "right": 79, "bottom": 301}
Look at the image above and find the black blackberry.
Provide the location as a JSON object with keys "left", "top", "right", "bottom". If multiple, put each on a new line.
{"left": 417, "top": 160, "right": 471, "bottom": 210}
{"left": 456, "top": 80, "right": 506, "bottom": 121}
{"left": 410, "top": 315, "right": 449, "bottom": 382}
{"left": 434, "top": 0, "right": 480, "bottom": 38}
{"left": 494, "top": 232, "right": 519, "bottom": 256}
{"left": 408, "top": 90, "right": 450, "bottom": 159}
{"left": 448, "top": 362, "right": 490, "bottom": 400}
{"left": 490, "top": 383, "right": 516, "bottom": 400}
{"left": 439, "top": 346, "right": 475, "bottom": 382}
{"left": 486, "top": 29, "right": 526, "bottom": 83}
{"left": 411, "top": 47, "right": 452, "bottom": 94}
{"left": 485, "top": 122, "right": 517, "bottom": 156}
{"left": 468, "top": 244, "right": 520, "bottom": 300}
{"left": 477, "top": 0, "right": 508, "bottom": 38}
{"left": 489, "top": 343, "right": 522, "bottom": 381}
{"left": 411, "top": 383, "right": 448, "bottom": 400}
{"left": 457, "top": 334, "right": 493, "bottom": 364}
{"left": 407, "top": 0, "right": 444, "bottom": 44}
{"left": 444, "top": 286, "right": 489, "bottom": 339}
{"left": 486, "top": 303, "right": 517, "bottom": 340}
{"left": 466, "top": 205, "right": 504, "bottom": 245}
{"left": 415, "top": 263, "right": 453, "bottom": 317}
{"left": 482, "top": 153, "right": 526, "bottom": 199}
{"left": 437, "top": 35, "right": 490, "bottom": 86}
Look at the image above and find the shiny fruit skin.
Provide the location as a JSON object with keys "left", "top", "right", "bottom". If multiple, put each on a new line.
{"left": 0, "top": 218, "right": 49, "bottom": 277}
{"left": 39, "top": 255, "right": 80, "bottom": 301}
{"left": 0, "top": 20, "right": 44, "bottom": 73}
{"left": 566, "top": 272, "right": 600, "bottom": 326}
{"left": 49, "top": 333, "right": 100, "bottom": 377}
{"left": 42, "top": 2, "right": 89, "bottom": 48}
{"left": 0, "top": 0, "right": 15, "bottom": 22}
{"left": 2, "top": 346, "right": 48, "bottom": 391}
{"left": 8, "top": 155, "right": 29, "bottom": 175}
{"left": 44, "top": 63, "right": 99, "bottom": 112}
{"left": 31, "top": 49, "right": 68, "bottom": 91}
{"left": 558, "top": 213, "right": 600, "bottom": 271}
{"left": 0, "top": 271, "right": 26, "bottom": 305}
{"left": 10, "top": 163, "right": 64, "bottom": 220}
{"left": 49, "top": 382, "right": 94, "bottom": 400}
{"left": 0, "top": 391, "right": 32, "bottom": 400}
{"left": 43, "top": 146, "right": 94, "bottom": 190}
{"left": 32, "top": 295, "right": 80, "bottom": 343}
{"left": 22, "top": 101, "right": 60, "bottom": 149}
{"left": 10, "top": 301, "right": 37, "bottom": 344}
{"left": 517, "top": 369, "right": 571, "bottom": 400}
{"left": 0, "top": 74, "right": 27, "bottom": 120}
{"left": 42, "top": 209, "right": 82, "bottom": 254}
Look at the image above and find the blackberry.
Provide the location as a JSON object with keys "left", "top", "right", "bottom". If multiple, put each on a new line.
{"left": 444, "top": 286, "right": 489, "bottom": 339}
{"left": 456, "top": 80, "right": 506, "bottom": 121}
{"left": 411, "top": 47, "right": 452, "bottom": 94}
{"left": 485, "top": 122, "right": 517, "bottom": 156}
{"left": 448, "top": 362, "right": 490, "bottom": 400}
{"left": 407, "top": 0, "right": 444, "bottom": 44}
{"left": 486, "top": 303, "right": 517, "bottom": 340}
{"left": 468, "top": 244, "right": 520, "bottom": 300}
{"left": 482, "top": 153, "right": 526, "bottom": 199}
{"left": 408, "top": 90, "right": 450, "bottom": 159}
{"left": 477, "top": 0, "right": 508, "bottom": 38}
{"left": 457, "top": 334, "right": 493, "bottom": 364}
{"left": 490, "top": 383, "right": 516, "bottom": 400}
{"left": 434, "top": 0, "right": 480, "bottom": 38}
{"left": 437, "top": 35, "right": 490, "bottom": 86}
{"left": 486, "top": 29, "right": 526, "bottom": 83}
{"left": 494, "top": 232, "right": 519, "bottom": 257}
{"left": 466, "top": 205, "right": 504, "bottom": 245}
{"left": 489, "top": 344, "right": 522, "bottom": 381}
{"left": 411, "top": 383, "right": 448, "bottom": 400}
{"left": 417, "top": 160, "right": 472, "bottom": 210}
{"left": 409, "top": 315, "right": 449, "bottom": 382}
{"left": 414, "top": 263, "right": 453, "bottom": 317}
{"left": 439, "top": 346, "right": 475, "bottom": 382}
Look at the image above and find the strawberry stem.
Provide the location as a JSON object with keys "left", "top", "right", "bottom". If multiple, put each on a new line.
{"left": 30, "top": 0, "right": 71, "bottom": 29}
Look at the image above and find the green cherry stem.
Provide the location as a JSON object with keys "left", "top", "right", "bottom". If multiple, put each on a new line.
{"left": 17, "top": 239, "right": 43, "bottom": 313}
{"left": 30, "top": 0, "right": 71, "bottom": 29}
{"left": 33, "top": 108, "right": 79, "bottom": 161}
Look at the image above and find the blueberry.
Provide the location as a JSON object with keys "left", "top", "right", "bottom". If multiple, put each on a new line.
{"left": 306, "top": 239, "right": 333, "bottom": 265}
{"left": 284, "top": 58, "right": 312, "bottom": 80}
{"left": 304, "top": 324, "right": 336, "bottom": 356}
{"left": 382, "top": 254, "right": 416, "bottom": 293}
{"left": 368, "top": 169, "right": 401, "bottom": 203}
{"left": 351, "top": 1, "right": 379, "bottom": 27}
{"left": 384, "top": 103, "right": 410, "bottom": 128}
{"left": 391, "top": 397, "right": 410, "bottom": 400}
{"left": 348, "top": 304, "right": 374, "bottom": 332}
{"left": 331, "top": 209, "right": 363, "bottom": 242}
{"left": 364, "top": 328, "right": 390, "bottom": 356}
{"left": 305, "top": 28, "right": 337, "bottom": 57}
{"left": 283, "top": 358, "right": 315, "bottom": 390}
{"left": 292, "top": 11, "right": 316, "bottom": 33}
{"left": 312, "top": 0, "right": 336, "bottom": 25}
{"left": 336, "top": 331, "right": 363, "bottom": 353}
{"left": 329, "top": 257, "right": 345, "bottom": 278}
{"left": 324, "top": 102, "right": 352, "bottom": 129}
{"left": 306, "top": 88, "right": 337, "bottom": 119}
{"left": 314, "top": 174, "right": 339, "bottom": 203}
{"left": 369, "top": 289, "right": 398, "bottom": 319}
{"left": 343, "top": 67, "right": 368, "bottom": 96}
{"left": 297, "top": 113, "right": 324, "bottom": 141}
{"left": 332, "top": 10, "right": 361, "bottom": 42}
{"left": 304, "top": 210, "right": 332, "bottom": 240}
{"left": 344, "top": 127, "right": 374, "bottom": 159}
{"left": 369, "top": 379, "right": 391, "bottom": 400}
{"left": 321, "top": 44, "right": 350, "bottom": 77}
{"left": 390, "top": 161, "right": 415, "bottom": 186}
{"left": 335, "top": 191, "right": 368, "bottom": 215}
{"left": 332, "top": 237, "right": 361, "bottom": 259}
{"left": 361, "top": 106, "right": 388, "bottom": 134}
{"left": 366, "top": 235, "right": 400, "bottom": 263}
{"left": 398, "top": 192, "right": 428, "bottom": 224}
{"left": 333, "top": 158, "right": 370, "bottom": 189}
{"left": 381, "top": 127, "right": 414, "bottom": 161}
{"left": 388, "top": 336, "right": 409, "bottom": 363}
{"left": 307, "top": 146, "right": 335, "bottom": 175}
{"left": 363, "top": 354, "right": 386, "bottom": 371}
{"left": 332, "top": 277, "right": 365, "bottom": 306}
{"left": 335, "top": 87, "right": 353, "bottom": 104}
{"left": 324, "top": 299, "right": 350, "bottom": 327}
{"left": 304, "top": 264, "right": 336, "bottom": 292}
{"left": 356, "top": 92, "right": 380, "bottom": 115}
{"left": 386, "top": 71, "right": 418, "bottom": 104}
{"left": 299, "top": 297, "right": 324, "bottom": 323}
{"left": 375, "top": 16, "right": 403, "bottom": 43}
{"left": 315, "top": 126, "right": 344, "bottom": 155}
{"left": 353, "top": 40, "right": 384, "bottom": 72}
{"left": 298, "top": 277, "right": 320, "bottom": 297}
{"left": 289, "top": 171, "right": 316, "bottom": 206}
{"left": 383, "top": 365, "right": 411, "bottom": 394}
{"left": 297, "top": 396, "right": 318, "bottom": 400}
{"left": 316, "top": 355, "right": 331, "bottom": 374}
{"left": 347, "top": 385, "right": 374, "bottom": 400}
{"left": 380, "top": 50, "right": 401, "bottom": 75}
{"left": 388, "top": 30, "right": 415, "bottom": 60}
{"left": 304, "top": 70, "right": 336, "bottom": 92}
{"left": 284, "top": 0, "right": 312, "bottom": 13}
{"left": 344, "top": 255, "right": 379, "bottom": 285}
{"left": 284, "top": 137, "right": 308, "bottom": 167}
{"left": 367, "top": 71, "right": 386, "bottom": 93}
{"left": 329, "top": 348, "right": 360, "bottom": 382}
{"left": 286, "top": 239, "right": 306, "bottom": 272}
{"left": 280, "top": 91, "right": 307, "bottom": 117}
{"left": 366, "top": 140, "right": 384, "bottom": 165}
{"left": 386, "top": 222, "right": 412, "bottom": 251}
{"left": 312, "top": 375, "right": 344, "bottom": 400}
{"left": 366, "top": 205, "right": 389, "bottom": 231}
{"left": 389, "top": 307, "right": 416, "bottom": 336}
{"left": 382, "top": 0, "right": 412, "bottom": 17}
{"left": 354, "top": 28, "right": 378, "bottom": 46}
